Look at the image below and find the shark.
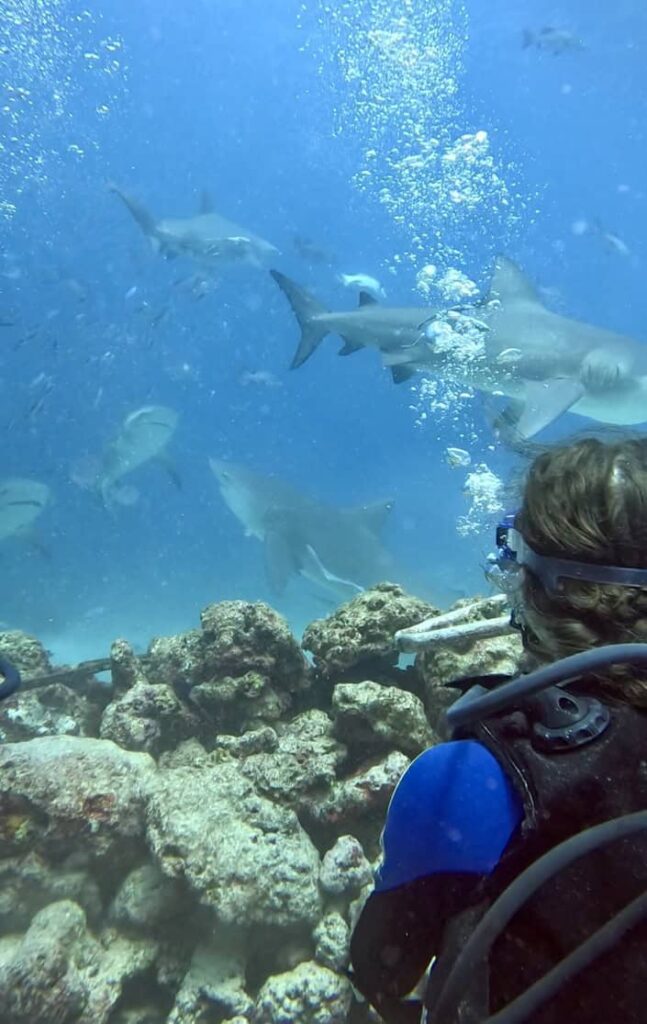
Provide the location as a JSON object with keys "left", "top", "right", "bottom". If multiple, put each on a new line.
{"left": 271, "top": 269, "right": 434, "bottom": 379}
{"left": 0, "top": 478, "right": 50, "bottom": 542}
{"left": 109, "top": 185, "right": 279, "bottom": 267}
{"left": 209, "top": 458, "right": 396, "bottom": 601}
{"left": 97, "top": 405, "right": 179, "bottom": 505}
{"left": 271, "top": 260, "right": 647, "bottom": 438}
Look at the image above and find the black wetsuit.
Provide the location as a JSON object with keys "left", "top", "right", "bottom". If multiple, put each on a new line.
{"left": 350, "top": 688, "right": 647, "bottom": 1024}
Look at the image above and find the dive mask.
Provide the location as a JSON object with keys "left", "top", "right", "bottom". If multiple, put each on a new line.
{"left": 493, "top": 512, "right": 647, "bottom": 596}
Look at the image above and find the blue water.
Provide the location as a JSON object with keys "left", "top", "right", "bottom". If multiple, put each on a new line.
{"left": 0, "top": 0, "right": 645, "bottom": 663}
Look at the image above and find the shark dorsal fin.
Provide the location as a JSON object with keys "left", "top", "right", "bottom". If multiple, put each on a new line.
{"left": 200, "top": 190, "right": 214, "bottom": 215}
{"left": 359, "top": 291, "right": 378, "bottom": 306}
{"left": 490, "top": 256, "right": 541, "bottom": 306}
{"left": 349, "top": 499, "right": 394, "bottom": 535}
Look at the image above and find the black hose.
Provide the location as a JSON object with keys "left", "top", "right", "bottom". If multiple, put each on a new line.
{"left": 445, "top": 643, "right": 647, "bottom": 732}
{"left": 485, "top": 888, "right": 647, "bottom": 1024}
{"left": 0, "top": 655, "right": 21, "bottom": 701}
{"left": 427, "top": 810, "right": 647, "bottom": 1024}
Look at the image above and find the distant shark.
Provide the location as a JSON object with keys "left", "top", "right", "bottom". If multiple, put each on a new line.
{"left": 0, "top": 479, "right": 50, "bottom": 542}
{"left": 209, "top": 458, "right": 396, "bottom": 600}
{"left": 110, "top": 184, "right": 279, "bottom": 267}
{"left": 97, "top": 406, "right": 179, "bottom": 505}
{"left": 271, "top": 259, "right": 647, "bottom": 438}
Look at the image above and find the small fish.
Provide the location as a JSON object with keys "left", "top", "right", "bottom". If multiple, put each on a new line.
{"left": 571, "top": 219, "right": 631, "bottom": 257}
{"left": 338, "top": 273, "right": 387, "bottom": 299}
{"left": 522, "top": 27, "right": 583, "bottom": 55}
{"left": 125, "top": 285, "right": 138, "bottom": 300}
{"left": 239, "top": 370, "right": 282, "bottom": 389}
{"left": 1, "top": 266, "right": 21, "bottom": 281}
{"left": 445, "top": 447, "right": 471, "bottom": 469}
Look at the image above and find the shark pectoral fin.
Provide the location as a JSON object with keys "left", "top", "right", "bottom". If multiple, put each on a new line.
{"left": 338, "top": 337, "right": 364, "bottom": 356}
{"left": 391, "top": 365, "right": 417, "bottom": 384}
{"left": 359, "top": 292, "right": 378, "bottom": 306}
{"left": 270, "top": 270, "right": 331, "bottom": 369}
{"left": 264, "top": 528, "right": 296, "bottom": 594}
{"left": 301, "top": 545, "right": 364, "bottom": 599}
{"left": 515, "top": 378, "right": 585, "bottom": 438}
{"left": 108, "top": 184, "right": 158, "bottom": 237}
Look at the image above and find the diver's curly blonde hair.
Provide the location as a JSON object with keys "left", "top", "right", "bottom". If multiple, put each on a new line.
{"left": 515, "top": 436, "right": 647, "bottom": 706}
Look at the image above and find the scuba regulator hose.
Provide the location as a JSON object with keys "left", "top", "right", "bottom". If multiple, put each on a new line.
{"left": 426, "top": 811, "right": 647, "bottom": 1024}
{"left": 0, "top": 655, "right": 20, "bottom": 702}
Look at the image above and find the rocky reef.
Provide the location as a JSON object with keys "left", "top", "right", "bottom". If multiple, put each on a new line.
{"left": 0, "top": 587, "right": 518, "bottom": 1024}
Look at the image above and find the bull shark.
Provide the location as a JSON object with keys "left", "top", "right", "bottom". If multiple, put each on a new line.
{"left": 97, "top": 405, "right": 179, "bottom": 505}
{"left": 0, "top": 479, "right": 50, "bottom": 542}
{"left": 272, "top": 259, "right": 647, "bottom": 438}
{"left": 209, "top": 458, "right": 396, "bottom": 600}
{"left": 109, "top": 185, "right": 278, "bottom": 267}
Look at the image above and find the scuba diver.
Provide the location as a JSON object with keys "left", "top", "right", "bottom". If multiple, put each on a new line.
{"left": 350, "top": 437, "right": 647, "bottom": 1024}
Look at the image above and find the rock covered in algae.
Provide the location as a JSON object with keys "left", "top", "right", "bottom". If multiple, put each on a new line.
{"left": 313, "top": 912, "right": 351, "bottom": 972}
{"left": 302, "top": 583, "right": 438, "bottom": 678}
{"left": 0, "top": 899, "right": 157, "bottom": 1024}
{"left": 254, "top": 960, "right": 352, "bottom": 1024}
{"left": 0, "top": 630, "right": 52, "bottom": 684}
{"left": 167, "top": 940, "right": 253, "bottom": 1024}
{"left": 146, "top": 757, "right": 322, "bottom": 929}
{"left": 0, "top": 851, "right": 102, "bottom": 932}
{"left": 332, "top": 680, "right": 436, "bottom": 758}
{"left": 109, "top": 862, "right": 185, "bottom": 930}
{"left": 418, "top": 626, "right": 523, "bottom": 729}
{"left": 100, "top": 679, "right": 203, "bottom": 757}
{"left": 147, "top": 600, "right": 311, "bottom": 731}
{"left": 0, "top": 736, "right": 155, "bottom": 862}
{"left": 0, "top": 683, "right": 99, "bottom": 743}
{"left": 238, "top": 710, "right": 346, "bottom": 807}
{"left": 305, "top": 750, "right": 409, "bottom": 841}
{"left": 319, "top": 835, "right": 373, "bottom": 896}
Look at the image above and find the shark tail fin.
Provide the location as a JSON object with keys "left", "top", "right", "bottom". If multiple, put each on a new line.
{"left": 108, "top": 183, "right": 157, "bottom": 238}
{"left": 270, "top": 270, "right": 330, "bottom": 369}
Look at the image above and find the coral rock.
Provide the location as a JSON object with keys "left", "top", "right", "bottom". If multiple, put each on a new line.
{"left": 239, "top": 710, "right": 346, "bottom": 807}
{"left": 0, "top": 736, "right": 155, "bottom": 862}
{"left": 254, "top": 960, "right": 352, "bottom": 1024}
{"left": 146, "top": 601, "right": 310, "bottom": 732}
{"left": 0, "top": 630, "right": 52, "bottom": 686}
{"left": 167, "top": 942, "right": 253, "bottom": 1024}
{"left": 332, "top": 680, "right": 436, "bottom": 758}
{"left": 0, "top": 852, "right": 101, "bottom": 932}
{"left": 0, "top": 899, "right": 157, "bottom": 1024}
{"left": 319, "top": 836, "right": 373, "bottom": 897}
{"left": 302, "top": 584, "right": 438, "bottom": 678}
{"left": 100, "top": 680, "right": 203, "bottom": 757}
{"left": 307, "top": 751, "right": 409, "bottom": 838}
{"left": 110, "top": 639, "right": 144, "bottom": 693}
{"left": 418, "top": 629, "right": 523, "bottom": 729}
{"left": 313, "top": 913, "right": 351, "bottom": 972}
{"left": 146, "top": 759, "right": 322, "bottom": 929}
{"left": 110, "top": 863, "right": 184, "bottom": 930}
{"left": 0, "top": 684, "right": 99, "bottom": 743}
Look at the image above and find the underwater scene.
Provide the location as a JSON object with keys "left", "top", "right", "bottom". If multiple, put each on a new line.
{"left": 0, "top": 0, "right": 645, "bottom": 1021}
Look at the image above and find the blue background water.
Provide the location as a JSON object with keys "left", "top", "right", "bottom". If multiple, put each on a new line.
{"left": 0, "top": 0, "right": 645, "bottom": 663}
